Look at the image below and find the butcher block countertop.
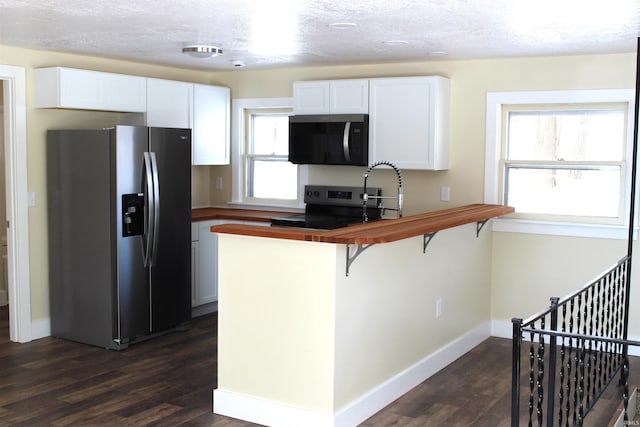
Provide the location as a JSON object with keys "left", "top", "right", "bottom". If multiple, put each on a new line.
{"left": 208, "top": 204, "right": 515, "bottom": 245}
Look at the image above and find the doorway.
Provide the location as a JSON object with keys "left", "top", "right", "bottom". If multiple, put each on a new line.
{"left": 0, "top": 82, "right": 7, "bottom": 308}
{"left": 1, "top": 65, "right": 31, "bottom": 343}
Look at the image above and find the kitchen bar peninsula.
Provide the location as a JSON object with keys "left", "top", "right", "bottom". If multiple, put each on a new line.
{"left": 212, "top": 204, "right": 513, "bottom": 427}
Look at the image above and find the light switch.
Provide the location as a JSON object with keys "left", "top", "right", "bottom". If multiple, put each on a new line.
{"left": 28, "top": 192, "right": 36, "bottom": 207}
{"left": 440, "top": 186, "right": 450, "bottom": 202}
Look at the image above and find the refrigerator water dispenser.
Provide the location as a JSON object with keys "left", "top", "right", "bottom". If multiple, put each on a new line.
{"left": 122, "top": 193, "right": 145, "bottom": 237}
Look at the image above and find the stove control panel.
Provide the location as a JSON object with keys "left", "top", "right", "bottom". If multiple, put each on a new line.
{"left": 304, "top": 185, "right": 381, "bottom": 207}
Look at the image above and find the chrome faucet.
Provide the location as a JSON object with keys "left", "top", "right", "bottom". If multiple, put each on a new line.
{"left": 362, "top": 161, "right": 403, "bottom": 222}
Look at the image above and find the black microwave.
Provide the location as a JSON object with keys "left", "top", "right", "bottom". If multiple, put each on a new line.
{"left": 288, "top": 114, "right": 369, "bottom": 166}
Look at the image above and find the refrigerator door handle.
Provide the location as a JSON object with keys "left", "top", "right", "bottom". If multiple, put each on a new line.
{"left": 149, "top": 151, "right": 160, "bottom": 266}
{"left": 142, "top": 152, "right": 155, "bottom": 267}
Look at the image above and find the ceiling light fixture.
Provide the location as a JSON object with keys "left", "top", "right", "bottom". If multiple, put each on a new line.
{"left": 182, "top": 44, "right": 223, "bottom": 59}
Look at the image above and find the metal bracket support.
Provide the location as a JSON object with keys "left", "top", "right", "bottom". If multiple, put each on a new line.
{"left": 476, "top": 219, "right": 489, "bottom": 237}
{"left": 423, "top": 232, "right": 437, "bottom": 253}
{"left": 346, "top": 243, "right": 374, "bottom": 276}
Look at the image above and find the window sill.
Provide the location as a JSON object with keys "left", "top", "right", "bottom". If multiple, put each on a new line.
{"left": 226, "top": 201, "right": 304, "bottom": 213}
{"left": 492, "top": 218, "right": 637, "bottom": 240}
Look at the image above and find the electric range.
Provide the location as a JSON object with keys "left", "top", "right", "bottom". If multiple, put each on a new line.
{"left": 270, "top": 185, "right": 382, "bottom": 230}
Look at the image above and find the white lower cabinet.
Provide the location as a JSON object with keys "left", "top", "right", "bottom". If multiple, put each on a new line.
{"left": 196, "top": 220, "right": 226, "bottom": 307}
{"left": 193, "top": 219, "right": 261, "bottom": 310}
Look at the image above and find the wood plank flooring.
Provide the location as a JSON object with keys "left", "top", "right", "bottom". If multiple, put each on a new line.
{"left": 0, "top": 305, "right": 637, "bottom": 426}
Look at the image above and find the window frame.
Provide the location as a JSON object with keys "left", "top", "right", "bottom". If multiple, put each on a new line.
{"left": 231, "top": 98, "right": 307, "bottom": 209}
{"left": 485, "top": 89, "right": 636, "bottom": 239}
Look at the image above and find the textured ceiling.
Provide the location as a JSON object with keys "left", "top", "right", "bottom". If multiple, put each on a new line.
{"left": 0, "top": 0, "right": 639, "bottom": 70}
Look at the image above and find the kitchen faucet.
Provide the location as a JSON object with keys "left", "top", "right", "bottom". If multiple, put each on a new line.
{"left": 362, "top": 161, "right": 403, "bottom": 222}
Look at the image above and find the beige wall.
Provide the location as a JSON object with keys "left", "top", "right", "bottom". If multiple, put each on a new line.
{"left": 0, "top": 44, "right": 220, "bottom": 318}
{"left": 1, "top": 43, "right": 637, "bottom": 337}
{"left": 217, "top": 223, "right": 492, "bottom": 413}
{"left": 209, "top": 53, "right": 640, "bottom": 337}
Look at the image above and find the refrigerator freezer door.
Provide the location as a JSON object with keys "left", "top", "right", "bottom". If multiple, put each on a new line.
{"left": 148, "top": 127, "right": 192, "bottom": 333}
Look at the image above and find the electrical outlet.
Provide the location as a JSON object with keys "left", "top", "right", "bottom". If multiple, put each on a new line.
{"left": 436, "top": 298, "right": 443, "bottom": 318}
{"left": 440, "top": 186, "right": 450, "bottom": 202}
{"left": 215, "top": 176, "right": 223, "bottom": 190}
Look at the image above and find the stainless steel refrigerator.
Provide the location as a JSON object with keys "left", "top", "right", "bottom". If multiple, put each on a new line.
{"left": 47, "top": 125, "right": 192, "bottom": 350}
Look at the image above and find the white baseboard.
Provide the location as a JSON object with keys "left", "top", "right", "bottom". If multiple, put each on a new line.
{"left": 214, "top": 389, "right": 334, "bottom": 427}
{"left": 491, "top": 319, "right": 640, "bottom": 357}
{"left": 30, "top": 318, "right": 51, "bottom": 341}
{"left": 0, "top": 290, "right": 7, "bottom": 306}
{"left": 214, "top": 321, "right": 491, "bottom": 427}
{"left": 491, "top": 319, "right": 514, "bottom": 339}
{"left": 192, "top": 302, "right": 217, "bottom": 318}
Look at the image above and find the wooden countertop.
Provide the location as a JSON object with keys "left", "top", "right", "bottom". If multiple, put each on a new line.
{"left": 209, "top": 204, "right": 515, "bottom": 245}
{"left": 192, "top": 207, "right": 293, "bottom": 222}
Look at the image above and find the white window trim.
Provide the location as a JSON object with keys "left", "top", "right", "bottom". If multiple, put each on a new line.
{"left": 231, "top": 97, "right": 307, "bottom": 211}
{"left": 485, "top": 89, "right": 636, "bottom": 239}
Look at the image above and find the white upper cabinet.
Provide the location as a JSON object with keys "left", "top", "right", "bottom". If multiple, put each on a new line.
{"left": 34, "top": 67, "right": 146, "bottom": 112}
{"left": 293, "top": 79, "right": 369, "bottom": 114}
{"left": 146, "top": 78, "right": 192, "bottom": 128}
{"left": 146, "top": 79, "right": 230, "bottom": 165}
{"left": 35, "top": 68, "right": 231, "bottom": 166}
{"left": 368, "top": 76, "right": 450, "bottom": 170}
{"left": 192, "top": 84, "right": 230, "bottom": 165}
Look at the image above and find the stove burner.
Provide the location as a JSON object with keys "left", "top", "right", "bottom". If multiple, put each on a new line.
{"left": 270, "top": 214, "right": 359, "bottom": 230}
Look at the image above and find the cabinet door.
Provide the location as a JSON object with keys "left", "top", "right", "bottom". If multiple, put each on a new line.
{"left": 197, "top": 220, "right": 221, "bottom": 306}
{"left": 34, "top": 67, "right": 146, "bottom": 112}
{"left": 195, "top": 219, "right": 245, "bottom": 307}
{"left": 191, "top": 240, "right": 199, "bottom": 307}
{"left": 369, "top": 76, "right": 449, "bottom": 170}
{"left": 193, "top": 84, "right": 231, "bottom": 165}
{"left": 293, "top": 81, "right": 330, "bottom": 114}
{"left": 146, "top": 78, "right": 192, "bottom": 128}
{"left": 293, "top": 80, "right": 369, "bottom": 114}
{"left": 330, "top": 79, "right": 369, "bottom": 114}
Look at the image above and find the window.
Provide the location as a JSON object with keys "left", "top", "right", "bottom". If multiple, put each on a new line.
{"left": 246, "top": 112, "right": 298, "bottom": 201}
{"left": 485, "top": 90, "right": 635, "bottom": 239}
{"left": 231, "top": 98, "right": 307, "bottom": 208}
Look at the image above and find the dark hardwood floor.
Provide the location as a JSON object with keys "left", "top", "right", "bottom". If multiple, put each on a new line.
{"left": 0, "top": 305, "right": 636, "bottom": 426}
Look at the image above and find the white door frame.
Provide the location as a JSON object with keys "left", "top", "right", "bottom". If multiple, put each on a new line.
{"left": 1, "top": 65, "right": 32, "bottom": 343}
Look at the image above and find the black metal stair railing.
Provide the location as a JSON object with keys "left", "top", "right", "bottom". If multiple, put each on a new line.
{"left": 511, "top": 255, "right": 639, "bottom": 427}
{"left": 511, "top": 36, "right": 640, "bottom": 427}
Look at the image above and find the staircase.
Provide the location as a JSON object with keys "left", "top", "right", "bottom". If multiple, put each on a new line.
{"left": 609, "top": 387, "right": 640, "bottom": 427}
